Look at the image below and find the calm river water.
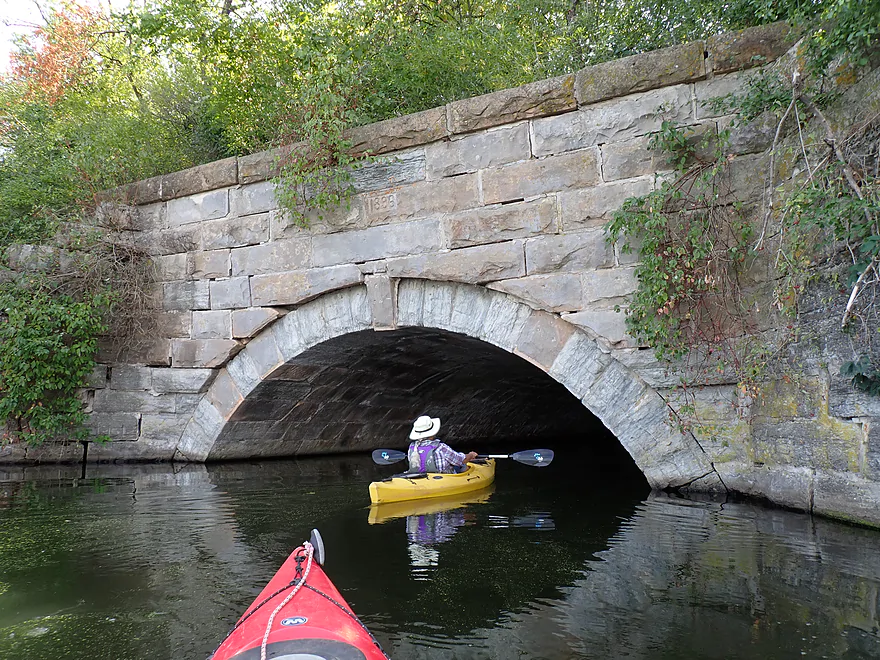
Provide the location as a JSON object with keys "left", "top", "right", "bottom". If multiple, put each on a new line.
{"left": 0, "top": 452, "right": 879, "bottom": 659}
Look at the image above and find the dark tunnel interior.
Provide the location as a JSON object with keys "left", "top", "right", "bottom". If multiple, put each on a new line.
{"left": 210, "top": 327, "right": 647, "bottom": 484}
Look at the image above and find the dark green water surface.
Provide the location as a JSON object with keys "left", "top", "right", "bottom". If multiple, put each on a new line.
{"left": 0, "top": 454, "right": 879, "bottom": 659}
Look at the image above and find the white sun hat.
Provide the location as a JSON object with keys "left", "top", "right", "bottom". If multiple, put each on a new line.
{"left": 410, "top": 415, "right": 441, "bottom": 440}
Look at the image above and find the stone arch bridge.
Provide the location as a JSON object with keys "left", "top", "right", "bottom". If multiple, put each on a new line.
{"left": 11, "top": 22, "right": 880, "bottom": 525}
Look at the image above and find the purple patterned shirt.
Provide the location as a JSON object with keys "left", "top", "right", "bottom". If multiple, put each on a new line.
{"left": 408, "top": 439, "right": 468, "bottom": 473}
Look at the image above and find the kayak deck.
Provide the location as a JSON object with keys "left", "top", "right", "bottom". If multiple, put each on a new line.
{"left": 210, "top": 535, "right": 388, "bottom": 660}
{"left": 369, "top": 459, "right": 495, "bottom": 504}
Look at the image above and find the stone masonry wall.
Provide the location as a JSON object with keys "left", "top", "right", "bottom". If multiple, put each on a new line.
{"left": 5, "top": 22, "right": 880, "bottom": 526}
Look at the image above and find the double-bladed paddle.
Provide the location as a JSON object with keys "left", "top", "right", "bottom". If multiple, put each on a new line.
{"left": 371, "top": 448, "right": 554, "bottom": 467}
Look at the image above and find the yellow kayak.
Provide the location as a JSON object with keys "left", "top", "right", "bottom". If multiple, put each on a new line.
{"left": 368, "top": 459, "right": 496, "bottom": 504}
{"left": 368, "top": 484, "right": 495, "bottom": 524}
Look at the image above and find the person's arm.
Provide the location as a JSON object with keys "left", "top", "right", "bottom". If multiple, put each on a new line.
{"left": 436, "top": 443, "right": 476, "bottom": 467}
{"left": 462, "top": 451, "right": 478, "bottom": 463}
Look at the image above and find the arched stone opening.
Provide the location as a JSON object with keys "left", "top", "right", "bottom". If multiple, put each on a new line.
{"left": 176, "top": 280, "right": 722, "bottom": 490}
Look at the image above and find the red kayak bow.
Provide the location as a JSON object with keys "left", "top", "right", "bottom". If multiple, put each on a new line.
{"left": 210, "top": 530, "right": 389, "bottom": 660}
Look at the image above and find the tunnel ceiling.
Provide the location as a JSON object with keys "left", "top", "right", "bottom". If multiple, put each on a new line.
{"left": 211, "top": 327, "right": 633, "bottom": 467}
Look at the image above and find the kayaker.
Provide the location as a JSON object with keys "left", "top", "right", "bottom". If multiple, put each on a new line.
{"left": 407, "top": 415, "right": 478, "bottom": 474}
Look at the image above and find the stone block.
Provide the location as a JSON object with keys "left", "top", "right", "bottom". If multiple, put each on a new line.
{"left": 386, "top": 241, "right": 525, "bottom": 284}
{"left": 350, "top": 149, "right": 426, "bottom": 193}
{"left": 347, "top": 107, "right": 448, "bottom": 157}
{"left": 139, "top": 414, "right": 190, "bottom": 448}
{"left": 206, "top": 369, "right": 244, "bottom": 419}
{"left": 226, "top": 350, "right": 262, "bottom": 397}
{"left": 92, "top": 389, "right": 177, "bottom": 414}
{"left": 312, "top": 218, "right": 442, "bottom": 267}
{"left": 232, "top": 307, "right": 284, "bottom": 339}
{"left": 250, "top": 265, "right": 363, "bottom": 307}
{"left": 117, "top": 175, "right": 162, "bottom": 205}
{"left": 525, "top": 229, "right": 614, "bottom": 274}
{"left": 813, "top": 470, "right": 880, "bottom": 528}
{"left": 693, "top": 71, "right": 750, "bottom": 119}
{"left": 443, "top": 197, "right": 557, "bottom": 249}
{"left": 558, "top": 177, "right": 654, "bottom": 230}
{"left": 482, "top": 149, "right": 601, "bottom": 205}
{"left": 726, "top": 152, "right": 770, "bottom": 201}
{"left": 167, "top": 189, "right": 229, "bottom": 227}
{"left": 85, "top": 365, "right": 108, "bottom": 389}
{"left": 447, "top": 283, "right": 495, "bottom": 337}
{"left": 200, "top": 213, "right": 270, "bottom": 251}
{"left": 230, "top": 180, "right": 277, "bottom": 217}
{"left": 359, "top": 175, "right": 479, "bottom": 226}
{"left": 488, "top": 273, "right": 583, "bottom": 313}
{"left": 110, "top": 365, "right": 152, "bottom": 391}
{"left": 172, "top": 339, "right": 242, "bottom": 368}
{"left": 425, "top": 124, "right": 530, "bottom": 179}
{"left": 269, "top": 209, "right": 312, "bottom": 241}
{"left": 365, "top": 274, "right": 397, "bottom": 330}
{"left": 191, "top": 250, "right": 231, "bottom": 279}
{"left": 210, "top": 277, "right": 252, "bottom": 310}
{"left": 161, "top": 157, "right": 238, "bottom": 199}
{"left": 237, "top": 144, "right": 294, "bottom": 185}
{"left": 132, "top": 202, "right": 165, "bottom": 231}
{"left": 548, "top": 331, "right": 613, "bottom": 399}
{"left": 85, "top": 412, "right": 140, "bottom": 441}
{"left": 153, "top": 253, "right": 188, "bottom": 281}
{"left": 163, "top": 280, "right": 210, "bottom": 311}
{"left": 230, "top": 238, "right": 311, "bottom": 277}
{"left": 514, "top": 311, "right": 576, "bottom": 371}
{"left": 192, "top": 310, "right": 232, "bottom": 339}
{"left": 708, "top": 22, "right": 792, "bottom": 75}
{"left": 134, "top": 226, "right": 199, "bottom": 256}
{"left": 448, "top": 74, "right": 576, "bottom": 134}
{"left": 151, "top": 368, "right": 216, "bottom": 393}
{"left": 532, "top": 85, "right": 693, "bottom": 157}
{"left": 582, "top": 267, "right": 638, "bottom": 302}
{"left": 576, "top": 40, "right": 706, "bottom": 106}
{"left": 562, "top": 309, "right": 631, "bottom": 344}
{"left": 97, "top": 338, "right": 171, "bottom": 366}
{"left": 156, "top": 311, "right": 192, "bottom": 338}
{"left": 721, "top": 111, "right": 778, "bottom": 155}
{"left": 245, "top": 332, "right": 284, "bottom": 377}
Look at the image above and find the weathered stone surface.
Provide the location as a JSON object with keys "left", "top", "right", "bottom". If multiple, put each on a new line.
{"left": 693, "top": 71, "right": 749, "bottom": 119}
{"left": 192, "top": 310, "right": 232, "bottom": 339}
{"left": 813, "top": 470, "right": 880, "bottom": 528}
{"left": 582, "top": 267, "right": 638, "bottom": 302}
{"left": 558, "top": 177, "right": 654, "bottom": 230}
{"left": 133, "top": 226, "right": 199, "bottom": 256}
{"left": 97, "top": 338, "right": 171, "bottom": 366}
{"left": 448, "top": 74, "right": 576, "bottom": 134}
{"left": 151, "top": 368, "right": 216, "bottom": 393}
{"left": 116, "top": 175, "right": 162, "bottom": 206}
{"left": 359, "top": 175, "right": 479, "bottom": 226}
{"left": 139, "top": 413, "right": 190, "bottom": 448}
{"left": 482, "top": 148, "right": 601, "bottom": 204}
{"left": 244, "top": 332, "right": 284, "bottom": 377}
{"left": 489, "top": 273, "right": 583, "bottom": 312}
{"left": 525, "top": 229, "right": 614, "bottom": 274}
{"left": 532, "top": 85, "right": 693, "bottom": 157}
{"left": 365, "top": 274, "right": 397, "bottom": 329}
{"left": 230, "top": 181, "right": 277, "bottom": 217}
{"left": 348, "top": 107, "right": 448, "bottom": 157}
{"left": 156, "top": 311, "right": 192, "bottom": 338}
{"left": 226, "top": 350, "right": 261, "bottom": 397}
{"left": 514, "top": 311, "right": 576, "bottom": 370}
{"left": 727, "top": 152, "right": 770, "bottom": 201}
{"left": 200, "top": 213, "right": 270, "bottom": 251}
{"left": 191, "top": 250, "right": 231, "bottom": 279}
{"left": 386, "top": 242, "right": 525, "bottom": 284}
{"left": 312, "top": 218, "right": 441, "bottom": 267}
{"left": 132, "top": 201, "right": 166, "bottom": 231}
{"left": 708, "top": 22, "right": 792, "bottom": 75}
{"left": 563, "top": 309, "right": 631, "bottom": 344}
{"left": 163, "top": 280, "right": 210, "bottom": 311}
{"left": 206, "top": 369, "right": 243, "bottom": 418}
{"left": 721, "top": 111, "right": 778, "bottom": 155}
{"left": 576, "top": 41, "right": 706, "bottom": 106}
{"left": 549, "top": 331, "right": 613, "bottom": 400}
{"left": 230, "top": 238, "right": 311, "bottom": 277}
{"left": 350, "top": 149, "right": 426, "bottom": 193}
{"left": 85, "top": 412, "right": 140, "bottom": 441}
{"left": 110, "top": 365, "right": 152, "bottom": 391}
{"left": 232, "top": 307, "right": 284, "bottom": 339}
{"left": 154, "top": 253, "right": 188, "bottom": 281}
{"left": 425, "top": 124, "right": 530, "bottom": 179}
{"left": 250, "top": 264, "right": 363, "bottom": 307}
{"left": 92, "top": 389, "right": 177, "bottom": 414}
{"left": 85, "top": 365, "right": 108, "bottom": 389}
{"left": 167, "top": 189, "right": 229, "bottom": 227}
{"left": 210, "top": 277, "right": 252, "bottom": 310}
{"left": 443, "top": 198, "right": 557, "bottom": 249}
{"left": 161, "top": 157, "right": 237, "bottom": 200}
{"left": 172, "top": 339, "right": 242, "bottom": 368}
{"left": 237, "top": 144, "right": 294, "bottom": 185}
